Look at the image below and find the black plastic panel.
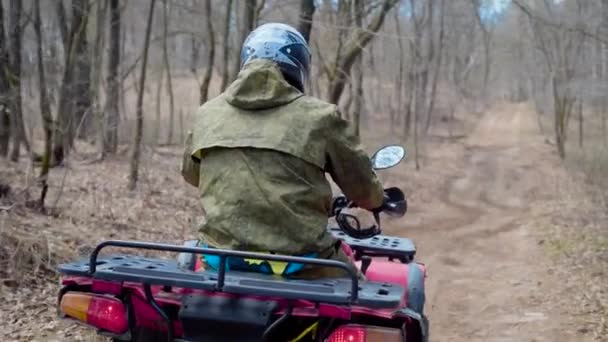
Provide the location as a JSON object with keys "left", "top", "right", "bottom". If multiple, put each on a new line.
{"left": 58, "top": 254, "right": 403, "bottom": 309}
{"left": 329, "top": 228, "right": 416, "bottom": 262}
{"left": 179, "top": 295, "right": 278, "bottom": 341}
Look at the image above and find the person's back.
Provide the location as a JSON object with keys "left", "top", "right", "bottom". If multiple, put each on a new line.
{"left": 181, "top": 23, "right": 384, "bottom": 277}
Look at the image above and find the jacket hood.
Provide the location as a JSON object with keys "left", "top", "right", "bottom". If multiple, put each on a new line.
{"left": 224, "top": 59, "right": 303, "bottom": 110}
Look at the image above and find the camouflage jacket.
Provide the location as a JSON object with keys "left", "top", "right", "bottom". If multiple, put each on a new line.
{"left": 181, "top": 59, "right": 384, "bottom": 256}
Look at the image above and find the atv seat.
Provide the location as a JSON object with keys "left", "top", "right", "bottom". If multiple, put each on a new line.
{"left": 59, "top": 254, "right": 404, "bottom": 309}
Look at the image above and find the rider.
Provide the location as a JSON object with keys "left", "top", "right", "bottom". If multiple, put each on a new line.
{"left": 181, "top": 23, "right": 385, "bottom": 278}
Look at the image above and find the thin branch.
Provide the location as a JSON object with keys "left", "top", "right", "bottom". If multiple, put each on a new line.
{"left": 512, "top": 0, "right": 608, "bottom": 45}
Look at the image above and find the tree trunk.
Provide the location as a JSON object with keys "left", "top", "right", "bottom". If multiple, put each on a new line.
{"left": 162, "top": 0, "right": 175, "bottom": 145}
{"left": 392, "top": 10, "right": 404, "bottom": 135}
{"left": 552, "top": 77, "right": 573, "bottom": 160}
{"left": 404, "top": 70, "right": 414, "bottom": 139}
{"left": 155, "top": 69, "right": 165, "bottom": 144}
{"left": 199, "top": 0, "right": 215, "bottom": 104}
{"left": 578, "top": 99, "right": 583, "bottom": 149}
{"left": 297, "top": 0, "right": 316, "bottom": 43}
{"left": 0, "top": 0, "right": 10, "bottom": 157}
{"left": 9, "top": 0, "right": 28, "bottom": 161}
{"left": 326, "top": 0, "right": 351, "bottom": 106}
{"left": 128, "top": 0, "right": 156, "bottom": 191}
{"left": 470, "top": 0, "right": 492, "bottom": 102}
{"left": 231, "top": 0, "right": 256, "bottom": 83}
{"left": 73, "top": 0, "right": 92, "bottom": 139}
{"left": 55, "top": 0, "right": 69, "bottom": 51}
{"left": 103, "top": 0, "right": 121, "bottom": 155}
{"left": 253, "top": 0, "right": 266, "bottom": 27}
{"left": 413, "top": 71, "right": 420, "bottom": 171}
{"left": 219, "top": 0, "right": 234, "bottom": 92}
{"left": 179, "top": 108, "right": 185, "bottom": 143}
{"left": 425, "top": 0, "right": 446, "bottom": 133}
{"left": 53, "top": 0, "right": 90, "bottom": 164}
{"left": 92, "top": 0, "right": 107, "bottom": 151}
{"left": 327, "top": 0, "right": 400, "bottom": 105}
{"left": 351, "top": 0, "right": 364, "bottom": 136}
{"left": 34, "top": 0, "right": 53, "bottom": 208}
{"left": 602, "top": 0, "right": 608, "bottom": 146}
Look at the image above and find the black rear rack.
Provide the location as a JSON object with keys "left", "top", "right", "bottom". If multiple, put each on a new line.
{"left": 89, "top": 240, "right": 366, "bottom": 300}
{"left": 59, "top": 240, "right": 403, "bottom": 308}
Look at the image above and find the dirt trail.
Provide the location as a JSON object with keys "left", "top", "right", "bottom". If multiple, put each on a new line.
{"left": 389, "top": 105, "right": 585, "bottom": 341}
{"left": 1, "top": 103, "right": 594, "bottom": 341}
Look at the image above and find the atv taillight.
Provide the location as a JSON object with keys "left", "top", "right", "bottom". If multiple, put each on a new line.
{"left": 326, "top": 324, "right": 402, "bottom": 342}
{"left": 59, "top": 292, "right": 128, "bottom": 335}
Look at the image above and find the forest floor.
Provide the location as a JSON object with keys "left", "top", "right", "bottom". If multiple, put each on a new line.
{"left": 0, "top": 102, "right": 606, "bottom": 341}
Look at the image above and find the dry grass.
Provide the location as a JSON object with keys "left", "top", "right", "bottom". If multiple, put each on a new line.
{"left": 534, "top": 117, "right": 608, "bottom": 339}
{"left": 0, "top": 142, "right": 203, "bottom": 340}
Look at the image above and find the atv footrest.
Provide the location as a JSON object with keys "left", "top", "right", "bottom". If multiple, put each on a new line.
{"left": 59, "top": 254, "right": 403, "bottom": 309}
{"left": 329, "top": 228, "right": 416, "bottom": 263}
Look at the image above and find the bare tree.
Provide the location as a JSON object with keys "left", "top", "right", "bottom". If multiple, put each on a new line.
{"left": 162, "top": 0, "right": 175, "bottom": 145}
{"left": 73, "top": 0, "right": 92, "bottom": 139}
{"left": 103, "top": 0, "right": 121, "bottom": 155}
{"left": 91, "top": 0, "right": 108, "bottom": 152}
{"left": 0, "top": 1, "right": 10, "bottom": 157}
{"left": 128, "top": 0, "right": 157, "bottom": 190}
{"left": 219, "top": 0, "right": 234, "bottom": 92}
{"left": 601, "top": 0, "right": 608, "bottom": 144}
{"left": 55, "top": 0, "right": 69, "bottom": 51}
{"left": 230, "top": 0, "right": 256, "bottom": 82}
{"left": 424, "top": 0, "right": 446, "bottom": 133}
{"left": 8, "top": 0, "right": 28, "bottom": 161}
{"left": 154, "top": 68, "right": 165, "bottom": 143}
{"left": 469, "top": 0, "right": 493, "bottom": 102}
{"left": 327, "top": 0, "right": 400, "bottom": 105}
{"left": 53, "top": 0, "right": 91, "bottom": 164}
{"left": 199, "top": 0, "right": 215, "bottom": 104}
{"left": 298, "top": 0, "right": 316, "bottom": 43}
{"left": 351, "top": 0, "right": 364, "bottom": 136}
{"left": 391, "top": 9, "right": 405, "bottom": 135}
{"left": 515, "top": 0, "right": 587, "bottom": 159}
{"left": 33, "top": 0, "right": 53, "bottom": 208}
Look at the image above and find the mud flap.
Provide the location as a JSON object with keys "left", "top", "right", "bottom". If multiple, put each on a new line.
{"left": 396, "top": 307, "right": 429, "bottom": 342}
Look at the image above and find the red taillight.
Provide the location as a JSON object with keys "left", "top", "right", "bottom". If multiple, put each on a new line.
{"left": 326, "top": 325, "right": 402, "bottom": 342}
{"left": 327, "top": 325, "right": 366, "bottom": 342}
{"left": 60, "top": 292, "right": 128, "bottom": 334}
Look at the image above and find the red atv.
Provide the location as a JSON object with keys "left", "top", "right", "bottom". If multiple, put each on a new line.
{"left": 56, "top": 145, "right": 428, "bottom": 342}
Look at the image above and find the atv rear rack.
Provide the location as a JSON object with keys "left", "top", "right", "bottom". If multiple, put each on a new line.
{"left": 59, "top": 240, "right": 404, "bottom": 309}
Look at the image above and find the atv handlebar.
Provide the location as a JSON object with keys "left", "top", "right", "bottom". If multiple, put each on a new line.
{"left": 331, "top": 187, "right": 407, "bottom": 239}
{"left": 88, "top": 240, "right": 360, "bottom": 302}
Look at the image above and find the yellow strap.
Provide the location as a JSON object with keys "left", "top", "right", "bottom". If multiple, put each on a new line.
{"left": 288, "top": 321, "right": 318, "bottom": 342}
{"left": 243, "top": 258, "right": 288, "bottom": 274}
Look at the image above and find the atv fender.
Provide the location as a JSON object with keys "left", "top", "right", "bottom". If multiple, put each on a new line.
{"left": 357, "top": 260, "right": 426, "bottom": 313}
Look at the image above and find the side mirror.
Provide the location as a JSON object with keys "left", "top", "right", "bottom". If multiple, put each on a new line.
{"left": 371, "top": 145, "right": 407, "bottom": 170}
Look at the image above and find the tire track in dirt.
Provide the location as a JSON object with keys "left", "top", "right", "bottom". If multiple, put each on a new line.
{"left": 386, "top": 104, "right": 583, "bottom": 341}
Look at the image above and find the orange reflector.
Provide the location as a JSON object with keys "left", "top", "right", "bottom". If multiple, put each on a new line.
{"left": 59, "top": 291, "right": 128, "bottom": 334}
{"left": 327, "top": 324, "right": 402, "bottom": 342}
{"left": 59, "top": 292, "right": 91, "bottom": 322}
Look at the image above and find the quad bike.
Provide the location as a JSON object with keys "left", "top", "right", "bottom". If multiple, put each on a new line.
{"left": 56, "top": 145, "right": 429, "bottom": 342}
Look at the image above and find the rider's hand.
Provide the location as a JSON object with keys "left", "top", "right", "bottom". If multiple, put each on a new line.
{"left": 331, "top": 195, "right": 349, "bottom": 216}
